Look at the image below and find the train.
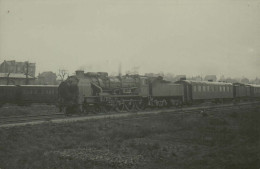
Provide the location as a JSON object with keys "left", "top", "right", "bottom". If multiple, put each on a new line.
{"left": 57, "top": 70, "right": 260, "bottom": 114}
{"left": 0, "top": 70, "right": 260, "bottom": 114}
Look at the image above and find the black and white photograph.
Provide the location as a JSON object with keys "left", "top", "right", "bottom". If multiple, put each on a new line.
{"left": 0, "top": 0, "right": 259, "bottom": 168}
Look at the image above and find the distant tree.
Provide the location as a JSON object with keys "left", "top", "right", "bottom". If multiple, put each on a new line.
{"left": 241, "top": 77, "right": 249, "bottom": 84}
{"left": 188, "top": 75, "right": 201, "bottom": 81}
{"left": 126, "top": 66, "right": 140, "bottom": 75}
{"left": 225, "top": 77, "right": 238, "bottom": 83}
{"left": 58, "top": 69, "right": 68, "bottom": 81}
{"left": 219, "top": 75, "right": 225, "bottom": 82}
{"left": 164, "top": 73, "right": 175, "bottom": 81}
{"left": 249, "top": 77, "right": 260, "bottom": 84}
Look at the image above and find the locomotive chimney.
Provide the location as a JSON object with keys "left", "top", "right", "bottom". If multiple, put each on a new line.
{"left": 76, "top": 70, "right": 84, "bottom": 78}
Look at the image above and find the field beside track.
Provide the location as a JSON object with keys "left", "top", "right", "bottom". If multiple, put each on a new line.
{"left": 0, "top": 106, "right": 259, "bottom": 169}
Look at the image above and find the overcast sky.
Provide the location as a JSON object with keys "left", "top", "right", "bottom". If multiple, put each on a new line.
{"left": 0, "top": 0, "right": 259, "bottom": 78}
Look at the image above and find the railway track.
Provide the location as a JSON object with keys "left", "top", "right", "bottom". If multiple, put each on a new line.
{"left": 0, "top": 113, "right": 64, "bottom": 124}
{"left": 0, "top": 101, "right": 259, "bottom": 128}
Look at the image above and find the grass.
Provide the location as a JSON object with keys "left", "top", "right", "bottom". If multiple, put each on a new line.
{"left": 0, "top": 104, "right": 59, "bottom": 117}
{"left": 0, "top": 106, "right": 259, "bottom": 169}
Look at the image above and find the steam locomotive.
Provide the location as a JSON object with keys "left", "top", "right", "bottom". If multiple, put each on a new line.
{"left": 58, "top": 70, "right": 260, "bottom": 114}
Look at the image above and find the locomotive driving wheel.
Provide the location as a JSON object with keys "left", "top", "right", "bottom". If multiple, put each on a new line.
{"left": 115, "top": 99, "right": 125, "bottom": 112}
{"left": 125, "top": 99, "right": 135, "bottom": 112}
{"left": 135, "top": 100, "right": 146, "bottom": 111}
{"left": 115, "top": 103, "right": 125, "bottom": 112}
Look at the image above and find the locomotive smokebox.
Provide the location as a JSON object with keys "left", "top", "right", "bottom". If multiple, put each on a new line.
{"left": 76, "top": 70, "right": 84, "bottom": 78}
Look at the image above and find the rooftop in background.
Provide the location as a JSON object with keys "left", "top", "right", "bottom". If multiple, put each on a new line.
{"left": 0, "top": 60, "right": 36, "bottom": 77}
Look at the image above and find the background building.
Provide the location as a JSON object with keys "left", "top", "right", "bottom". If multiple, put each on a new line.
{"left": 37, "top": 71, "right": 57, "bottom": 85}
{"left": 0, "top": 60, "right": 36, "bottom": 77}
{"left": 204, "top": 75, "right": 217, "bottom": 82}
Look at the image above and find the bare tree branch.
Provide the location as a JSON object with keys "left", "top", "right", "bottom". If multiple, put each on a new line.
{"left": 58, "top": 69, "right": 68, "bottom": 81}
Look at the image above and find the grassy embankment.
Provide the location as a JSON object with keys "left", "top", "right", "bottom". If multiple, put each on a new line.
{"left": 0, "top": 106, "right": 259, "bottom": 169}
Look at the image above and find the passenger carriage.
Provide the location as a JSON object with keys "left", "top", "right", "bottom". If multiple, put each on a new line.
{"left": 175, "top": 80, "right": 233, "bottom": 104}
{"left": 247, "top": 84, "right": 260, "bottom": 99}
{"left": 0, "top": 85, "right": 17, "bottom": 105}
{"left": 0, "top": 85, "right": 58, "bottom": 106}
{"left": 233, "top": 83, "right": 251, "bottom": 101}
{"left": 19, "top": 85, "right": 59, "bottom": 104}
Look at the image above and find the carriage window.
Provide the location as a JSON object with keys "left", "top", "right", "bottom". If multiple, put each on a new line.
{"left": 198, "top": 86, "right": 201, "bottom": 92}
{"left": 211, "top": 86, "right": 214, "bottom": 92}
{"left": 223, "top": 86, "right": 225, "bottom": 92}
{"left": 193, "top": 86, "right": 197, "bottom": 92}
{"left": 219, "top": 86, "right": 222, "bottom": 92}
{"left": 202, "top": 86, "right": 205, "bottom": 92}
{"left": 207, "top": 86, "right": 210, "bottom": 92}
{"left": 226, "top": 86, "right": 229, "bottom": 92}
